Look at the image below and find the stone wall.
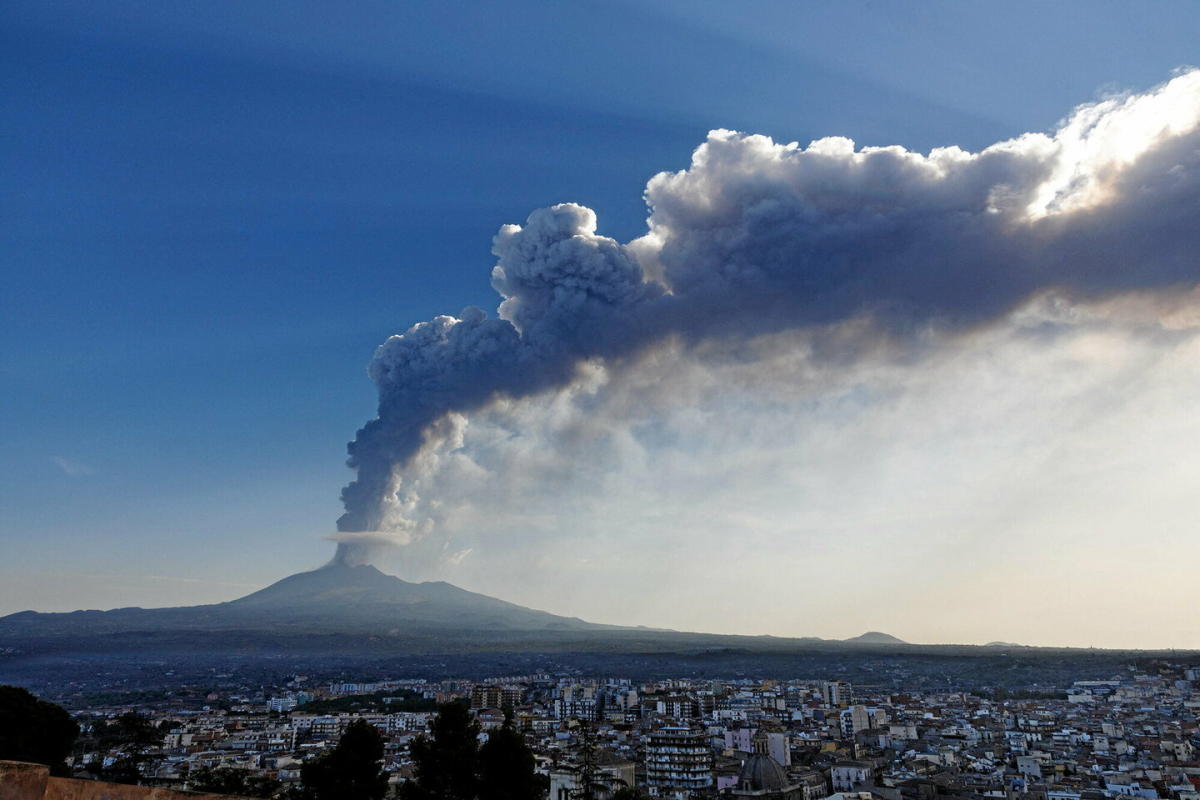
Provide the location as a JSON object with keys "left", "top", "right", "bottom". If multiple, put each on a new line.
{"left": 0, "top": 762, "right": 245, "bottom": 800}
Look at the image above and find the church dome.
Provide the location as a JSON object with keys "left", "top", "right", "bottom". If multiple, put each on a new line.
{"left": 738, "top": 753, "right": 790, "bottom": 791}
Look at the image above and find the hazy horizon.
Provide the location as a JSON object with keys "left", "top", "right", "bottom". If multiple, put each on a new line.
{"left": 1, "top": 560, "right": 1194, "bottom": 653}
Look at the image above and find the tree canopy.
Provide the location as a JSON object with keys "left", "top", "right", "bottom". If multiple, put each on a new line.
{"left": 82, "top": 711, "right": 164, "bottom": 785}
{"left": 301, "top": 718, "right": 389, "bottom": 800}
{"left": 478, "top": 712, "right": 543, "bottom": 800}
{"left": 0, "top": 685, "right": 79, "bottom": 776}
{"left": 189, "top": 765, "right": 282, "bottom": 798}
{"left": 401, "top": 701, "right": 481, "bottom": 800}
{"left": 402, "top": 703, "right": 544, "bottom": 800}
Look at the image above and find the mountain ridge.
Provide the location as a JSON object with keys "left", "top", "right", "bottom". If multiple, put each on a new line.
{"left": 2, "top": 568, "right": 1197, "bottom": 663}
{"left": 0, "top": 563, "right": 608, "bottom": 638}
{"left": 843, "top": 631, "right": 907, "bottom": 644}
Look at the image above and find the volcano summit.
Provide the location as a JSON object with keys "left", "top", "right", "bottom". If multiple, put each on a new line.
{"left": 0, "top": 563, "right": 603, "bottom": 643}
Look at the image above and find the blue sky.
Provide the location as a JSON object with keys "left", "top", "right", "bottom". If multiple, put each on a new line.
{"left": 3, "top": 1, "right": 1199, "bottom": 633}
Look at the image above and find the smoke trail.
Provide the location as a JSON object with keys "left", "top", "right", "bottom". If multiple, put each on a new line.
{"left": 334, "top": 70, "right": 1200, "bottom": 564}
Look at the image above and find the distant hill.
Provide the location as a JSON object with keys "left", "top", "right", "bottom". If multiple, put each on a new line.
{"left": 4, "top": 569, "right": 1178, "bottom": 667}
{"left": 0, "top": 563, "right": 603, "bottom": 640}
{"left": 0, "top": 565, "right": 942, "bottom": 659}
{"left": 3, "top": 566, "right": 1199, "bottom": 703}
{"left": 228, "top": 563, "right": 597, "bottom": 630}
{"left": 844, "top": 631, "right": 907, "bottom": 644}
{"left": 984, "top": 641, "right": 1027, "bottom": 647}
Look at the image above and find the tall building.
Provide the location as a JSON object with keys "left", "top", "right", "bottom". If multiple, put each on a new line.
{"left": 839, "top": 705, "right": 887, "bottom": 738}
{"left": 267, "top": 696, "right": 297, "bottom": 713}
{"left": 821, "top": 681, "right": 852, "bottom": 709}
{"left": 470, "top": 685, "right": 523, "bottom": 709}
{"left": 645, "top": 726, "right": 714, "bottom": 797}
{"left": 657, "top": 695, "right": 701, "bottom": 719}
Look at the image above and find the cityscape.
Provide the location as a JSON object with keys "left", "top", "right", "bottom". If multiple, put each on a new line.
{"left": 5, "top": 661, "right": 1200, "bottom": 800}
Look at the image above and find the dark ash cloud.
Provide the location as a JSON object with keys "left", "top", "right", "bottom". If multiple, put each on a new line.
{"left": 334, "top": 71, "right": 1200, "bottom": 564}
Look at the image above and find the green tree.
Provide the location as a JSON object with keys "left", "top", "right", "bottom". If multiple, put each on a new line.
{"left": 89, "top": 712, "right": 164, "bottom": 784}
{"left": 189, "top": 765, "right": 282, "bottom": 798}
{"left": 301, "top": 719, "right": 389, "bottom": 800}
{"left": 0, "top": 685, "right": 79, "bottom": 776}
{"left": 478, "top": 711, "right": 543, "bottom": 800}
{"left": 570, "top": 723, "right": 611, "bottom": 800}
{"left": 107, "top": 712, "right": 164, "bottom": 750}
{"left": 400, "top": 701, "right": 480, "bottom": 800}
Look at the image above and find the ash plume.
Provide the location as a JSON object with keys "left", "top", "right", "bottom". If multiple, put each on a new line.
{"left": 334, "top": 70, "right": 1200, "bottom": 566}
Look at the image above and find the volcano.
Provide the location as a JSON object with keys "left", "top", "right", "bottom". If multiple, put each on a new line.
{"left": 1, "top": 566, "right": 1176, "bottom": 691}
{"left": 227, "top": 563, "right": 597, "bottom": 630}
{"left": 0, "top": 563, "right": 603, "bottom": 644}
{"left": 0, "top": 565, "right": 931, "bottom": 661}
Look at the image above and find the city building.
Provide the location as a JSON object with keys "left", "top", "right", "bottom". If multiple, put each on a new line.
{"left": 646, "top": 726, "right": 715, "bottom": 798}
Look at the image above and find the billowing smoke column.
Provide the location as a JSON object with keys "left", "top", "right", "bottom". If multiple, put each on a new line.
{"left": 333, "top": 70, "right": 1200, "bottom": 565}
{"left": 333, "top": 206, "right": 667, "bottom": 562}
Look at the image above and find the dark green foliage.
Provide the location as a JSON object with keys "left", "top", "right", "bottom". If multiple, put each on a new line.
{"left": 401, "top": 701, "right": 481, "bottom": 800}
{"left": 274, "top": 786, "right": 309, "bottom": 800}
{"left": 301, "top": 718, "right": 389, "bottom": 800}
{"left": 0, "top": 685, "right": 79, "bottom": 775}
{"left": 100, "top": 712, "right": 164, "bottom": 751}
{"left": 82, "top": 711, "right": 164, "bottom": 784}
{"left": 402, "top": 703, "right": 543, "bottom": 800}
{"left": 80, "top": 689, "right": 171, "bottom": 706}
{"left": 478, "top": 713, "right": 541, "bottom": 800}
{"left": 189, "top": 765, "right": 282, "bottom": 797}
{"left": 971, "top": 687, "right": 1069, "bottom": 701}
{"left": 570, "top": 723, "right": 611, "bottom": 800}
{"left": 300, "top": 690, "right": 436, "bottom": 714}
